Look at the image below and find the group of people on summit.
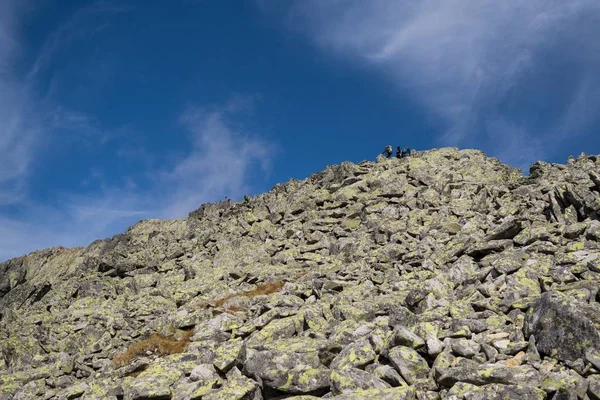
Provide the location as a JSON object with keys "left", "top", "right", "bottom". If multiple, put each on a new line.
{"left": 383, "top": 145, "right": 411, "bottom": 159}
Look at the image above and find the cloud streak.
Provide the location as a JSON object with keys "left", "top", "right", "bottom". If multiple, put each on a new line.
{"left": 0, "top": 1, "right": 40, "bottom": 205}
{"left": 264, "top": 0, "right": 600, "bottom": 167}
{"left": 0, "top": 1, "right": 119, "bottom": 206}
{"left": 0, "top": 2, "right": 275, "bottom": 261}
{"left": 0, "top": 100, "right": 274, "bottom": 261}
{"left": 27, "top": 2, "right": 131, "bottom": 82}
{"left": 163, "top": 102, "right": 273, "bottom": 218}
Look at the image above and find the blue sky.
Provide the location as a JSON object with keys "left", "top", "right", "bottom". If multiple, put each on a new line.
{"left": 1, "top": 0, "right": 599, "bottom": 261}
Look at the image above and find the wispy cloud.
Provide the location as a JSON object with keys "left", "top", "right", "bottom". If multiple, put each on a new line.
{"left": 0, "top": 2, "right": 128, "bottom": 259}
{"left": 0, "top": 89, "right": 38, "bottom": 205}
{"left": 263, "top": 0, "right": 600, "bottom": 167}
{"left": 0, "top": 1, "right": 40, "bottom": 205}
{"left": 0, "top": 1, "right": 121, "bottom": 206}
{"left": 28, "top": 2, "right": 131, "bottom": 82}
{"left": 0, "top": 2, "right": 275, "bottom": 261}
{"left": 163, "top": 101, "right": 274, "bottom": 218}
{"left": 70, "top": 98, "right": 275, "bottom": 224}
{"left": 0, "top": 99, "right": 275, "bottom": 261}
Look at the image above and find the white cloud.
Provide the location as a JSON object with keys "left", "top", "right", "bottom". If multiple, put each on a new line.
{"left": 0, "top": 87, "right": 38, "bottom": 204}
{"left": 27, "top": 2, "right": 130, "bottom": 82}
{"left": 65, "top": 100, "right": 274, "bottom": 226}
{"left": 0, "top": 2, "right": 275, "bottom": 261}
{"left": 0, "top": 100, "right": 275, "bottom": 261}
{"left": 0, "top": 1, "right": 117, "bottom": 206}
{"left": 0, "top": 1, "right": 40, "bottom": 205}
{"left": 0, "top": 190, "right": 148, "bottom": 259}
{"left": 263, "top": 0, "right": 600, "bottom": 166}
{"left": 163, "top": 102, "right": 274, "bottom": 218}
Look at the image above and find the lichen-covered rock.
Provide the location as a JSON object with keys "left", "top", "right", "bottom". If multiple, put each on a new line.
{"left": 189, "top": 363, "right": 222, "bottom": 385}
{"left": 1, "top": 148, "right": 600, "bottom": 398}
{"left": 588, "top": 374, "right": 600, "bottom": 400}
{"left": 385, "top": 326, "right": 425, "bottom": 350}
{"left": 244, "top": 343, "right": 329, "bottom": 393}
{"left": 331, "top": 386, "right": 416, "bottom": 400}
{"left": 524, "top": 291, "right": 600, "bottom": 362}
{"left": 437, "top": 363, "right": 541, "bottom": 388}
{"left": 385, "top": 346, "right": 429, "bottom": 384}
{"left": 123, "top": 365, "right": 183, "bottom": 400}
{"left": 213, "top": 339, "right": 244, "bottom": 372}
{"left": 202, "top": 368, "right": 261, "bottom": 400}
{"left": 330, "top": 367, "right": 390, "bottom": 394}
{"left": 330, "top": 338, "right": 377, "bottom": 370}
{"left": 446, "top": 382, "right": 546, "bottom": 399}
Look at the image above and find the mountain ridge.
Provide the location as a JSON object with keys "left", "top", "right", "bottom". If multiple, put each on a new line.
{"left": 1, "top": 147, "right": 600, "bottom": 399}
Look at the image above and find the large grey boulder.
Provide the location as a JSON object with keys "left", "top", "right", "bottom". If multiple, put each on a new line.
{"left": 446, "top": 383, "right": 546, "bottom": 400}
{"left": 244, "top": 345, "right": 330, "bottom": 394}
{"left": 524, "top": 291, "right": 600, "bottom": 362}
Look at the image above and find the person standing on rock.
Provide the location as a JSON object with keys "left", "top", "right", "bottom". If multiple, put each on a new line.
{"left": 383, "top": 145, "right": 393, "bottom": 158}
{"left": 396, "top": 146, "right": 403, "bottom": 159}
{"left": 402, "top": 146, "right": 411, "bottom": 157}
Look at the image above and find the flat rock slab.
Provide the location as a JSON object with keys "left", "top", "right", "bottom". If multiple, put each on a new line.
{"left": 447, "top": 382, "right": 546, "bottom": 400}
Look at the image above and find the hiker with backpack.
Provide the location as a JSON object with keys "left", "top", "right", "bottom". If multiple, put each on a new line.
{"left": 383, "top": 145, "right": 393, "bottom": 158}
{"left": 396, "top": 146, "right": 403, "bottom": 159}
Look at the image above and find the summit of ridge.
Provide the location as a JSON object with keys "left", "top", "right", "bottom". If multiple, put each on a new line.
{"left": 1, "top": 147, "right": 600, "bottom": 399}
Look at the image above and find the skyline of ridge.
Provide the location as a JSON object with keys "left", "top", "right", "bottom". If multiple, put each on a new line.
{"left": 1, "top": 1, "right": 599, "bottom": 260}
{"left": 0, "top": 146, "right": 591, "bottom": 263}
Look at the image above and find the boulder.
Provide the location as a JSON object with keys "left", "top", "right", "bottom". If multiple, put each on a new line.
{"left": 524, "top": 292, "right": 600, "bottom": 362}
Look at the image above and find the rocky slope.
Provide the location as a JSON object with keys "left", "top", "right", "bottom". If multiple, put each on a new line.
{"left": 1, "top": 148, "right": 600, "bottom": 400}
